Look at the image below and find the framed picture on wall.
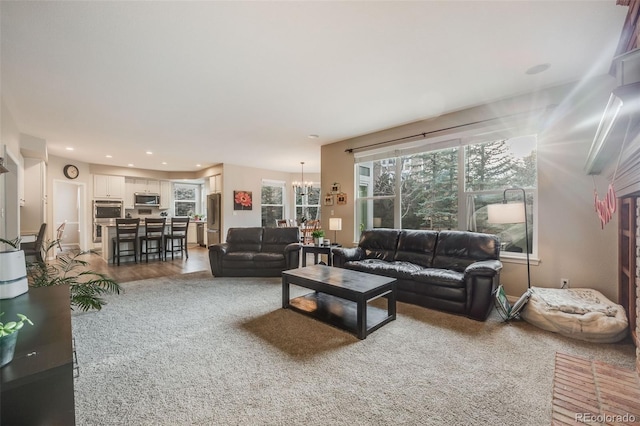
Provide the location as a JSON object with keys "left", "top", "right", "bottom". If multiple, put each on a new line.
{"left": 234, "top": 190, "right": 253, "bottom": 210}
{"left": 324, "top": 194, "right": 334, "bottom": 206}
{"left": 331, "top": 183, "right": 341, "bottom": 194}
{"left": 336, "top": 192, "right": 347, "bottom": 205}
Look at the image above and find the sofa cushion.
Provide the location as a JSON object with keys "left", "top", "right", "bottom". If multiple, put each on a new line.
{"left": 358, "top": 229, "right": 401, "bottom": 262}
{"left": 395, "top": 230, "right": 438, "bottom": 268}
{"left": 226, "top": 227, "right": 263, "bottom": 253}
{"left": 253, "top": 252, "right": 286, "bottom": 268}
{"left": 222, "top": 251, "right": 258, "bottom": 269}
{"left": 345, "top": 259, "right": 423, "bottom": 280}
{"left": 412, "top": 268, "right": 465, "bottom": 288}
{"left": 432, "top": 230, "right": 500, "bottom": 272}
{"left": 262, "top": 227, "right": 300, "bottom": 253}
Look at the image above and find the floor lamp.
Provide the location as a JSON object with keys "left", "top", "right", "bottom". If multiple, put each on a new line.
{"left": 487, "top": 188, "right": 531, "bottom": 289}
{"left": 329, "top": 218, "right": 342, "bottom": 245}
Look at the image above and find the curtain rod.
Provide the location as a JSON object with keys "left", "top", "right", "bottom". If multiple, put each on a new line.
{"left": 344, "top": 105, "right": 555, "bottom": 154}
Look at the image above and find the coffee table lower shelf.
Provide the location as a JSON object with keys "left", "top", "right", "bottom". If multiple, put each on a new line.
{"left": 288, "top": 292, "right": 394, "bottom": 339}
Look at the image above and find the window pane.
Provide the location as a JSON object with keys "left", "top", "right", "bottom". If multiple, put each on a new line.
{"left": 175, "top": 186, "right": 196, "bottom": 201}
{"left": 465, "top": 137, "right": 537, "bottom": 191}
{"left": 307, "top": 187, "right": 321, "bottom": 205}
{"left": 357, "top": 198, "right": 395, "bottom": 229}
{"left": 262, "top": 206, "right": 283, "bottom": 227}
{"left": 261, "top": 185, "right": 283, "bottom": 204}
{"left": 400, "top": 149, "right": 458, "bottom": 230}
{"left": 373, "top": 159, "right": 396, "bottom": 196}
{"left": 473, "top": 192, "right": 534, "bottom": 254}
{"left": 175, "top": 202, "right": 196, "bottom": 216}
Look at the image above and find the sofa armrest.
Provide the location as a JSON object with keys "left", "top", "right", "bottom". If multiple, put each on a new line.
{"left": 464, "top": 260, "right": 502, "bottom": 320}
{"left": 332, "top": 247, "right": 365, "bottom": 268}
{"left": 284, "top": 243, "right": 302, "bottom": 269}
{"left": 464, "top": 259, "right": 503, "bottom": 277}
{"left": 208, "top": 243, "right": 229, "bottom": 276}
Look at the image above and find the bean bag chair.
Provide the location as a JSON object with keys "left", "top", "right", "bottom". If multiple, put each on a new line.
{"left": 521, "top": 287, "right": 628, "bottom": 343}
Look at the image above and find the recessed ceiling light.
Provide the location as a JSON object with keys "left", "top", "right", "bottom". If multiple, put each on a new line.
{"left": 196, "top": 164, "right": 202, "bottom": 167}
{"left": 146, "top": 151, "right": 153, "bottom": 155}
{"left": 161, "top": 161, "right": 167, "bottom": 165}
{"left": 128, "top": 163, "right": 134, "bottom": 167}
{"left": 65, "top": 147, "right": 74, "bottom": 151}
{"left": 525, "top": 63, "right": 551, "bottom": 75}
{"left": 308, "top": 134, "right": 319, "bottom": 139}
{"left": 105, "top": 155, "right": 112, "bottom": 158}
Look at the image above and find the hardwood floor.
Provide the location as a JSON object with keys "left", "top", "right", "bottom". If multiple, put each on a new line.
{"left": 81, "top": 243, "right": 210, "bottom": 283}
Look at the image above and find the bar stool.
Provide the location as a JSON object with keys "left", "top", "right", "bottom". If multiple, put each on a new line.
{"left": 165, "top": 216, "right": 190, "bottom": 260}
{"left": 139, "top": 217, "right": 166, "bottom": 262}
{"left": 112, "top": 218, "right": 140, "bottom": 265}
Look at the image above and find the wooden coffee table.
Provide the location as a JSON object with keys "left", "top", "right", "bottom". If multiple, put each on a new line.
{"left": 282, "top": 265, "right": 397, "bottom": 339}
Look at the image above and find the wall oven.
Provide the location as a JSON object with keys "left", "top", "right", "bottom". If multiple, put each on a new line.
{"left": 93, "top": 200, "right": 123, "bottom": 243}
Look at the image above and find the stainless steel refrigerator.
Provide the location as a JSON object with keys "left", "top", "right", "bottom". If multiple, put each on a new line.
{"left": 206, "top": 193, "right": 221, "bottom": 245}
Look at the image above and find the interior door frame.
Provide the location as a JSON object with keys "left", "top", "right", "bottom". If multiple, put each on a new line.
{"left": 53, "top": 179, "right": 88, "bottom": 252}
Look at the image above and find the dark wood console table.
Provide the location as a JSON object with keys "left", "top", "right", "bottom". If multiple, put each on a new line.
{"left": 1, "top": 285, "right": 76, "bottom": 425}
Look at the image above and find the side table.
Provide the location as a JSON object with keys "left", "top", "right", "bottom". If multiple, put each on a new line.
{"left": 301, "top": 244, "right": 342, "bottom": 267}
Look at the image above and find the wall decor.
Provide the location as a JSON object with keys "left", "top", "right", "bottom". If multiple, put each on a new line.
{"left": 336, "top": 192, "right": 347, "bottom": 205}
{"left": 324, "top": 194, "right": 334, "bottom": 206}
{"left": 330, "top": 183, "right": 341, "bottom": 194}
{"left": 234, "top": 190, "right": 253, "bottom": 210}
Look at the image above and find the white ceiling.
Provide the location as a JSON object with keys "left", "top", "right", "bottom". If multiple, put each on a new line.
{"left": 0, "top": 1, "right": 629, "bottom": 173}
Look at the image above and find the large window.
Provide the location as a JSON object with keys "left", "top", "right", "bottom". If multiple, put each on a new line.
{"left": 295, "top": 185, "right": 321, "bottom": 224}
{"left": 356, "top": 135, "right": 537, "bottom": 257}
{"left": 173, "top": 183, "right": 201, "bottom": 216}
{"left": 261, "top": 181, "right": 285, "bottom": 227}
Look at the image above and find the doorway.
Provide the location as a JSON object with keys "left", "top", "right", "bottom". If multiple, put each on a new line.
{"left": 53, "top": 180, "right": 86, "bottom": 254}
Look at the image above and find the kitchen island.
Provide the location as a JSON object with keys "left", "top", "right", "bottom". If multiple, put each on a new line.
{"left": 100, "top": 219, "right": 203, "bottom": 263}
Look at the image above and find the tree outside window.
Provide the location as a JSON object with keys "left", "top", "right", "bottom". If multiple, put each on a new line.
{"left": 295, "top": 186, "right": 321, "bottom": 224}
{"left": 261, "top": 181, "right": 285, "bottom": 227}
{"left": 174, "top": 183, "right": 200, "bottom": 217}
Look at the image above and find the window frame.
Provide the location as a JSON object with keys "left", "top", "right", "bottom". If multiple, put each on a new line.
{"left": 173, "top": 182, "right": 202, "bottom": 217}
{"left": 354, "top": 135, "right": 538, "bottom": 262}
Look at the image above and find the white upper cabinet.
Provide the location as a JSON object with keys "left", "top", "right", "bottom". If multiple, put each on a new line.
{"left": 94, "top": 175, "right": 125, "bottom": 199}
{"left": 160, "top": 181, "right": 172, "bottom": 210}
{"left": 133, "top": 178, "right": 160, "bottom": 194}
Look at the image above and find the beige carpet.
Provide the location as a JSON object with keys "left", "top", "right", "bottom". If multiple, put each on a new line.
{"left": 552, "top": 352, "right": 640, "bottom": 425}
{"left": 71, "top": 272, "right": 637, "bottom": 425}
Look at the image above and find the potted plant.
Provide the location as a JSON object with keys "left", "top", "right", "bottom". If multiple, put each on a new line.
{"left": 0, "top": 312, "right": 33, "bottom": 367}
{"left": 311, "top": 229, "right": 325, "bottom": 246}
{"left": 0, "top": 237, "right": 122, "bottom": 312}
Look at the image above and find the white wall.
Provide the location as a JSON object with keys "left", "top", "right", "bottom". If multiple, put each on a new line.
{"left": 321, "top": 76, "right": 621, "bottom": 301}
{"left": 219, "top": 163, "right": 319, "bottom": 241}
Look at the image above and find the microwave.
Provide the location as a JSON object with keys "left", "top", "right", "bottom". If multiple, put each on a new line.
{"left": 134, "top": 193, "right": 161, "bottom": 206}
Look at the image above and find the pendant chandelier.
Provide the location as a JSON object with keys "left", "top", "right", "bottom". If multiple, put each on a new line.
{"left": 292, "top": 161, "right": 312, "bottom": 196}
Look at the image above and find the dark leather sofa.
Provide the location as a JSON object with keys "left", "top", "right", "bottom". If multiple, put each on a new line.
{"left": 332, "top": 229, "right": 502, "bottom": 321}
{"left": 209, "top": 227, "right": 301, "bottom": 277}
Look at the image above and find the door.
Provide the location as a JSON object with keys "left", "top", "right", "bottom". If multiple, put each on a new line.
{"left": 619, "top": 196, "right": 638, "bottom": 347}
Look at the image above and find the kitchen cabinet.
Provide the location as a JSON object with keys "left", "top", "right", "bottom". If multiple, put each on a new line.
{"left": 160, "top": 180, "right": 172, "bottom": 210}
{"left": 124, "top": 177, "right": 136, "bottom": 209}
{"left": 134, "top": 178, "right": 160, "bottom": 194}
{"left": 209, "top": 174, "right": 222, "bottom": 193}
{"left": 94, "top": 175, "right": 125, "bottom": 199}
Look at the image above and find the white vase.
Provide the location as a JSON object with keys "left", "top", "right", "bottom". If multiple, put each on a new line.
{"left": 314, "top": 237, "right": 323, "bottom": 246}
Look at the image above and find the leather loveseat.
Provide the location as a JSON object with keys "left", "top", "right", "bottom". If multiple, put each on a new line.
{"left": 209, "top": 227, "right": 301, "bottom": 277}
{"left": 332, "top": 229, "right": 502, "bottom": 321}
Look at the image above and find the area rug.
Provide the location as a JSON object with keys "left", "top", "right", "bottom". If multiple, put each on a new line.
{"left": 71, "top": 272, "right": 637, "bottom": 425}
{"left": 552, "top": 352, "right": 640, "bottom": 425}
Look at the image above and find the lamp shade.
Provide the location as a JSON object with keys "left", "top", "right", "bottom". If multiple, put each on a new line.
{"left": 487, "top": 202, "right": 525, "bottom": 224}
{"left": 329, "top": 218, "right": 342, "bottom": 231}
